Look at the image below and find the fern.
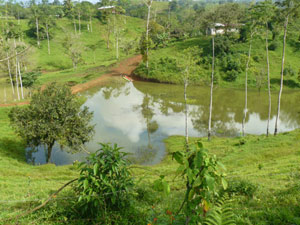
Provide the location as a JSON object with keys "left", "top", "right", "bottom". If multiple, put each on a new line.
{"left": 203, "top": 195, "right": 236, "bottom": 225}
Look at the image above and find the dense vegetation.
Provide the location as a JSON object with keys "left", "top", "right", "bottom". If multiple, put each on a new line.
{"left": 0, "top": 0, "right": 300, "bottom": 224}
{"left": 1, "top": 104, "right": 300, "bottom": 224}
{"left": 134, "top": 0, "right": 300, "bottom": 90}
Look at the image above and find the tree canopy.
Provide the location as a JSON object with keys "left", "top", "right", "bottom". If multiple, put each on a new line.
{"left": 9, "top": 83, "right": 95, "bottom": 163}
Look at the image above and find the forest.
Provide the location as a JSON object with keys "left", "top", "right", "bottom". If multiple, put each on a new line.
{"left": 0, "top": 0, "right": 300, "bottom": 224}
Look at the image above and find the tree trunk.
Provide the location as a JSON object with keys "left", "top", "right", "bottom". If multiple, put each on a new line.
{"left": 18, "top": 10, "right": 20, "bottom": 25}
{"left": 73, "top": 17, "right": 77, "bottom": 34}
{"left": 242, "top": 32, "right": 253, "bottom": 136}
{"left": 17, "top": 58, "right": 24, "bottom": 99}
{"left": 46, "top": 141, "right": 55, "bottom": 163}
{"left": 208, "top": 36, "right": 214, "bottom": 141}
{"left": 6, "top": 52, "right": 15, "bottom": 97}
{"left": 116, "top": 30, "right": 119, "bottom": 60}
{"left": 36, "top": 17, "right": 40, "bottom": 47}
{"left": 274, "top": 16, "right": 288, "bottom": 136}
{"left": 184, "top": 70, "right": 189, "bottom": 148}
{"left": 14, "top": 39, "right": 20, "bottom": 101}
{"left": 90, "top": 15, "right": 93, "bottom": 32}
{"left": 46, "top": 23, "right": 51, "bottom": 55}
{"left": 266, "top": 22, "right": 271, "bottom": 137}
{"left": 107, "top": 23, "right": 110, "bottom": 49}
{"left": 15, "top": 58, "right": 20, "bottom": 101}
{"left": 78, "top": 11, "right": 81, "bottom": 34}
{"left": 146, "top": 1, "right": 152, "bottom": 69}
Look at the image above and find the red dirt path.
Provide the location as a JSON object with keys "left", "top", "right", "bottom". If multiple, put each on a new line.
{"left": 0, "top": 55, "right": 142, "bottom": 107}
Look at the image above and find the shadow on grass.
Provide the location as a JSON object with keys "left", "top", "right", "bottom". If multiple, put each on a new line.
{"left": 270, "top": 78, "right": 300, "bottom": 88}
{"left": 0, "top": 137, "right": 26, "bottom": 162}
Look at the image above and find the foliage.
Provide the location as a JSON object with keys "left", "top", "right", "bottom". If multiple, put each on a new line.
{"left": 153, "top": 175, "right": 171, "bottom": 197}
{"left": 74, "top": 143, "right": 133, "bottom": 218}
{"left": 225, "top": 179, "right": 257, "bottom": 198}
{"left": 283, "top": 65, "right": 295, "bottom": 76}
{"left": 63, "top": 34, "right": 84, "bottom": 69}
{"left": 221, "top": 54, "right": 243, "bottom": 82}
{"left": 172, "top": 141, "right": 227, "bottom": 223}
{"left": 203, "top": 195, "right": 236, "bottom": 225}
{"left": 139, "top": 32, "right": 154, "bottom": 64}
{"left": 268, "top": 42, "right": 278, "bottom": 51}
{"left": 214, "top": 35, "right": 233, "bottom": 56}
{"left": 9, "top": 83, "right": 94, "bottom": 163}
{"left": 21, "top": 71, "right": 42, "bottom": 89}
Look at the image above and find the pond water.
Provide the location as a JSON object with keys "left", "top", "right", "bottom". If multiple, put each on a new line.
{"left": 26, "top": 77, "right": 300, "bottom": 165}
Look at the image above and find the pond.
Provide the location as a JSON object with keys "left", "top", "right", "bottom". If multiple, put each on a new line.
{"left": 26, "top": 77, "right": 300, "bottom": 165}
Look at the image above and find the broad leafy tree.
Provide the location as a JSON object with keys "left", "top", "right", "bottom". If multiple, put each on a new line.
{"left": 9, "top": 83, "right": 95, "bottom": 163}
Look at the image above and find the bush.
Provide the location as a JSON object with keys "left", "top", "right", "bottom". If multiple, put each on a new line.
{"left": 226, "top": 179, "right": 257, "bottom": 198}
{"left": 283, "top": 65, "right": 295, "bottom": 76}
{"left": 74, "top": 143, "right": 133, "bottom": 218}
{"left": 214, "top": 35, "right": 233, "bottom": 56}
{"left": 268, "top": 42, "right": 278, "bottom": 51}
{"left": 224, "top": 70, "right": 239, "bottom": 82}
{"left": 253, "top": 55, "right": 262, "bottom": 63}
{"left": 221, "top": 54, "right": 243, "bottom": 82}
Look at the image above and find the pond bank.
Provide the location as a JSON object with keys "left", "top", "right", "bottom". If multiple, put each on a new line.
{"left": 0, "top": 55, "right": 142, "bottom": 108}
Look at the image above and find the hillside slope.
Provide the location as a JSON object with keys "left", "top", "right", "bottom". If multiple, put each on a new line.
{"left": 134, "top": 36, "right": 300, "bottom": 90}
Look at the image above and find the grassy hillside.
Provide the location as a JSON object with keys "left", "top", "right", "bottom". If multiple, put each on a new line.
{"left": 134, "top": 36, "right": 300, "bottom": 90}
{"left": 20, "top": 16, "right": 144, "bottom": 71}
{"left": 0, "top": 16, "right": 144, "bottom": 103}
{"left": 1, "top": 105, "right": 300, "bottom": 224}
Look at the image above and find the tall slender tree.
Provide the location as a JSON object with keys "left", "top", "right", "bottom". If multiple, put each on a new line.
{"left": 241, "top": 4, "right": 260, "bottom": 137}
{"left": 143, "top": 0, "right": 153, "bottom": 69}
{"left": 242, "top": 29, "right": 255, "bottom": 137}
{"left": 253, "top": 0, "right": 275, "bottom": 136}
{"left": 41, "top": 3, "right": 56, "bottom": 55}
{"left": 274, "top": 0, "right": 300, "bottom": 135}
{"left": 208, "top": 35, "right": 214, "bottom": 141}
{"left": 30, "top": 1, "right": 41, "bottom": 48}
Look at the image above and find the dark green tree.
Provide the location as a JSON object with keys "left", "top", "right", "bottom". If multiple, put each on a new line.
{"left": 9, "top": 83, "right": 95, "bottom": 163}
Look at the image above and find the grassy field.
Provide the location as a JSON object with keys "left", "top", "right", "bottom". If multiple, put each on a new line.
{"left": 1, "top": 104, "right": 300, "bottom": 224}
{"left": 134, "top": 36, "right": 300, "bottom": 90}
{"left": 0, "top": 16, "right": 144, "bottom": 104}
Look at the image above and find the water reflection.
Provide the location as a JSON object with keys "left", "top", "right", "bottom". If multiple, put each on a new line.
{"left": 26, "top": 77, "right": 300, "bottom": 165}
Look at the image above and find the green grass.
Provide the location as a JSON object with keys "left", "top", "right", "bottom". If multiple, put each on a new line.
{"left": 134, "top": 36, "right": 300, "bottom": 90}
{"left": 1, "top": 104, "right": 300, "bottom": 224}
{"left": 20, "top": 16, "right": 144, "bottom": 72}
{"left": 132, "top": 132, "right": 300, "bottom": 224}
{"left": 0, "top": 16, "right": 144, "bottom": 104}
{"left": 0, "top": 107, "right": 78, "bottom": 221}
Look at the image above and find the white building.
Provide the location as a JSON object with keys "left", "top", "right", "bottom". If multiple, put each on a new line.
{"left": 207, "top": 23, "right": 238, "bottom": 36}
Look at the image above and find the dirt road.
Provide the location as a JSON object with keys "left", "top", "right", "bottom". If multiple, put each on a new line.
{"left": 0, "top": 55, "right": 142, "bottom": 107}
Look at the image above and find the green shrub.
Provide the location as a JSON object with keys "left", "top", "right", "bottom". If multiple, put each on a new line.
{"left": 226, "top": 179, "right": 257, "bottom": 198}
{"left": 221, "top": 54, "right": 243, "bottom": 82}
{"left": 253, "top": 55, "right": 262, "bottom": 63}
{"left": 268, "top": 42, "right": 278, "bottom": 51}
{"left": 283, "top": 65, "right": 295, "bottom": 76}
{"left": 224, "top": 70, "right": 239, "bottom": 82}
{"left": 74, "top": 143, "right": 133, "bottom": 218}
{"left": 214, "top": 35, "right": 233, "bottom": 56}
